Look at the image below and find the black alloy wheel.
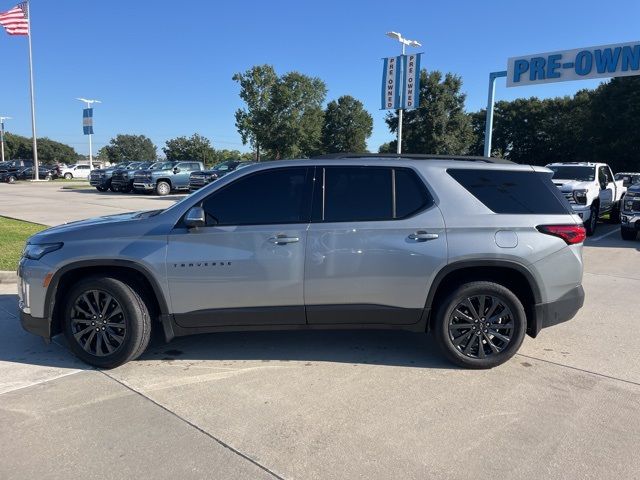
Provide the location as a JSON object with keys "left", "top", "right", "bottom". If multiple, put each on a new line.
{"left": 434, "top": 281, "right": 526, "bottom": 369}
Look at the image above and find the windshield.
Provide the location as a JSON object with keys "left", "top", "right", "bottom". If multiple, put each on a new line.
{"left": 615, "top": 173, "right": 640, "bottom": 185}
{"left": 548, "top": 166, "right": 595, "bottom": 181}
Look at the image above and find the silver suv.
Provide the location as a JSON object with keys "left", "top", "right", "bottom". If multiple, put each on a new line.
{"left": 18, "top": 155, "right": 586, "bottom": 369}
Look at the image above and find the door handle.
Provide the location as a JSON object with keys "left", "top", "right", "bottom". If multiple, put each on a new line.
{"left": 269, "top": 235, "right": 300, "bottom": 245}
{"left": 408, "top": 231, "right": 439, "bottom": 242}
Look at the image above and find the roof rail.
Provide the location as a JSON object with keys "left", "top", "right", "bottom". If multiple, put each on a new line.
{"left": 312, "top": 153, "right": 515, "bottom": 164}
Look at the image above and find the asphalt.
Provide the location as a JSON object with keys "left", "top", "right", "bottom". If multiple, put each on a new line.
{"left": 0, "top": 182, "right": 639, "bottom": 479}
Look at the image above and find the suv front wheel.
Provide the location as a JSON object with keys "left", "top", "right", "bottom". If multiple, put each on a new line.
{"left": 62, "top": 276, "right": 152, "bottom": 369}
{"left": 156, "top": 180, "right": 171, "bottom": 196}
{"left": 433, "top": 281, "right": 527, "bottom": 369}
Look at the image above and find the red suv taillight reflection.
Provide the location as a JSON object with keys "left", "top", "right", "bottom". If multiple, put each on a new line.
{"left": 536, "top": 225, "right": 586, "bottom": 245}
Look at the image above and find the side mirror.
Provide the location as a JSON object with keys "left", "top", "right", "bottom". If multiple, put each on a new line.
{"left": 184, "top": 206, "right": 206, "bottom": 229}
{"left": 173, "top": 167, "right": 180, "bottom": 174}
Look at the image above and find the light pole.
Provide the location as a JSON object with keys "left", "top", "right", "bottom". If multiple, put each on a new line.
{"left": 386, "top": 31, "right": 421, "bottom": 154}
{"left": 76, "top": 98, "right": 101, "bottom": 171}
{"left": 0, "top": 116, "right": 11, "bottom": 163}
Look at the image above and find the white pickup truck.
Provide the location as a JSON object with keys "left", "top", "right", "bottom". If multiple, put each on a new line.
{"left": 546, "top": 162, "right": 626, "bottom": 236}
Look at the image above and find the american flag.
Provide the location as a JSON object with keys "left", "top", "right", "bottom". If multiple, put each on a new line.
{"left": 0, "top": 2, "right": 29, "bottom": 36}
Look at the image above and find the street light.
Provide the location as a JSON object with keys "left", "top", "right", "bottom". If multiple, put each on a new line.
{"left": 76, "top": 98, "right": 101, "bottom": 171}
{"left": 385, "top": 31, "right": 422, "bottom": 154}
{"left": 0, "top": 116, "right": 11, "bottom": 163}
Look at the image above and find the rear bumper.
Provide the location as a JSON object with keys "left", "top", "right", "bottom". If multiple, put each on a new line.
{"left": 529, "top": 285, "right": 584, "bottom": 337}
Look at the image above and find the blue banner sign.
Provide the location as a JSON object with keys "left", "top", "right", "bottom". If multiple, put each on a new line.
{"left": 507, "top": 41, "right": 640, "bottom": 87}
{"left": 402, "top": 53, "right": 422, "bottom": 109}
{"left": 381, "top": 56, "right": 402, "bottom": 109}
{"left": 83, "top": 108, "right": 94, "bottom": 135}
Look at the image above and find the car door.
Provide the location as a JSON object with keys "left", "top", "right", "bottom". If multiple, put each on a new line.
{"left": 166, "top": 166, "right": 313, "bottom": 327}
{"left": 598, "top": 166, "right": 614, "bottom": 212}
{"left": 304, "top": 165, "right": 447, "bottom": 325}
{"left": 77, "top": 165, "right": 91, "bottom": 178}
{"left": 174, "top": 162, "right": 197, "bottom": 188}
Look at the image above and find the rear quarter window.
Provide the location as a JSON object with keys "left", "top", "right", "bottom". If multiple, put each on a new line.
{"left": 448, "top": 169, "right": 572, "bottom": 215}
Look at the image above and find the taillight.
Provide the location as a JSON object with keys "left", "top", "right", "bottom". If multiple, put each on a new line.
{"left": 537, "top": 225, "right": 586, "bottom": 245}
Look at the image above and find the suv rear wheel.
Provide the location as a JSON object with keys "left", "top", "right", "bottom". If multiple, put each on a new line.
{"left": 64, "top": 173, "right": 73, "bottom": 180}
{"left": 62, "top": 276, "right": 151, "bottom": 369}
{"left": 433, "top": 281, "right": 527, "bottom": 369}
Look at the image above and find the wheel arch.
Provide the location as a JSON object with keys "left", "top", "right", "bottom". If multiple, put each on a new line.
{"left": 425, "top": 260, "right": 542, "bottom": 337}
{"left": 45, "top": 260, "right": 170, "bottom": 338}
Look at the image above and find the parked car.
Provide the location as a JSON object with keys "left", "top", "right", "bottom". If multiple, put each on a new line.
{"left": 89, "top": 162, "right": 133, "bottom": 192}
{"left": 18, "top": 154, "right": 586, "bottom": 369}
{"left": 110, "top": 161, "right": 155, "bottom": 193}
{"left": 61, "top": 164, "right": 91, "bottom": 180}
{"left": 621, "top": 182, "right": 640, "bottom": 240}
{"left": 133, "top": 161, "right": 204, "bottom": 195}
{"left": 0, "top": 160, "right": 36, "bottom": 183}
{"left": 17, "top": 166, "right": 54, "bottom": 181}
{"left": 546, "top": 162, "right": 625, "bottom": 236}
{"left": 189, "top": 160, "right": 256, "bottom": 191}
{"left": 614, "top": 172, "right": 640, "bottom": 188}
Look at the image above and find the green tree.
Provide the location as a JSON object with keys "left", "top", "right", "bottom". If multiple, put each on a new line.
{"left": 163, "top": 133, "right": 215, "bottom": 164}
{"left": 385, "top": 70, "right": 473, "bottom": 154}
{"left": 378, "top": 142, "right": 395, "bottom": 153}
{"left": 321, "top": 95, "right": 373, "bottom": 153}
{"left": 102, "top": 134, "right": 157, "bottom": 163}
{"left": 234, "top": 65, "right": 327, "bottom": 159}
{"left": 4, "top": 133, "right": 78, "bottom": 164}
{"left": 233, "top": 65, "right": 278, "bottom": 161}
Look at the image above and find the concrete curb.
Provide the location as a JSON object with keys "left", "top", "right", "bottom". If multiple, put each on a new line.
{"left": 0, "top": 271, "right": 18, "bottom": 284}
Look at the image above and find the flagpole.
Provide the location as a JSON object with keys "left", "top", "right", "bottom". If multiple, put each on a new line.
{"left": 25, "top": 1, "right": 39, "bottom": 180}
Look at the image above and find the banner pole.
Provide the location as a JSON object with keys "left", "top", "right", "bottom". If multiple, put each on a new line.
{"left": 26, "top": 1, "right": 39, "bottom": 180}
{"left": 396, "top": 43, "right": 406, "bottom": 154}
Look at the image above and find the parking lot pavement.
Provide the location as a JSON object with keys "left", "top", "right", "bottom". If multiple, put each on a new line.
{"left": 0, "top": 191, "right": 639, "bottom": 479}
{"left": 0, "top": 181, "right": 185, "bottom": 226}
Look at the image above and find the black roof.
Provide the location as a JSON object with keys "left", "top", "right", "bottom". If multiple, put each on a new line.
{"left": 312, "top": 153, "right": 514, "bottom": 164}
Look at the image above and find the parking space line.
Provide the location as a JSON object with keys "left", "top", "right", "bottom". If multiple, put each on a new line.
{"left": 589, "top": 228, "right": 619, "bottom": 242}
{"left": 100, "top": 371, "right": 285, "bottom": 480}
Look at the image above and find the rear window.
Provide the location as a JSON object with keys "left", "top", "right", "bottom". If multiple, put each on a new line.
{"left": 448, "top": 169, "right": 572, "bottom": 215}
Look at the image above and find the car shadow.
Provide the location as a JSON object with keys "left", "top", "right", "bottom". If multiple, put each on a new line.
{"left": 0, "top": 293, "right": 454, "bottom": 371}
{"left": 60, "top": 189, "right": 187, "bottom": 199}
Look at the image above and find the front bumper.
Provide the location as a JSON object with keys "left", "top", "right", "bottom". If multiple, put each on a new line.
{"left": 20, "top": 310, "right": 52, "bottom": 341}
{"left": 529, "top": 285, "right": 585, "bottom": 337}
{"left": 89, "top": 178, "right": 110, "bottom": 188}
{"left": 133, "top": 182, "right": 154, "bottom": 191}
{"left": 621, "top": 212, "right": 640, "bottom": 230}
{"left": 570, "top": 204, "right": 591, "bottom": 221}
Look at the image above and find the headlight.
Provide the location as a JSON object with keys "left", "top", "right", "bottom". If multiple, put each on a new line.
{"left": 573, "top": 189, "right": 588, "bottom": 205}
{"left": 23, "top": 243, "right": 63, "bottom": 260}
{"left": 624, "top": 193, "right": 638, "bottom": 211}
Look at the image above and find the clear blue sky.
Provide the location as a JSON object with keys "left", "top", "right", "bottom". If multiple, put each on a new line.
{"left": 1, "top": 0, "right": 639, "bottom": 156}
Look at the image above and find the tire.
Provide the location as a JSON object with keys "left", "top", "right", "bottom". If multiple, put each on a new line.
{"left": 609, "top": 200, "right": 621, "bottom": 224}
{"left": 109, "top": 184, "right": 118, "bottom": 192}
{"left": 433, "top": 281, "right": 527, "bottom": 369}
{"left": 585, "top": 203, "right": 599, "bottom": 236}
{"left": 621, "top": 228, "right": 637, "bottom": 241}
{"left": 120, "top": 185, "right": 132, "bottom": 193}
{"left": 156, "top": 180, "right": 171, "bottom": 196}
{"left": 8, "top": 175, "right": 16, "bottom": 184}
{"left": 96, "top": 186, "right": 107, "bottom": 192}
{"left": 64, "top": 173, "right": 73, "bottom": 180}
{"left": 62, "top": 276, "right": 152, "bottom": 369}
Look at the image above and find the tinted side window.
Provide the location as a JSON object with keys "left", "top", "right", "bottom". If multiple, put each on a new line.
{"left": 448, "top": 169, "right": 571, "bottom": 214}
{"left": 324, "top": 167, "right": 392, "bottom": 222}
{"left": 395, "top": 169, "right": 433, "bottom": 218}
{"left": 202, "top": 168, "right": 310, "bottom": 226}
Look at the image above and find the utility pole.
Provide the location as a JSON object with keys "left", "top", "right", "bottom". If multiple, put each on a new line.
{"left": 76, "top": 98, "right": 101, "bottom": 170}
{"left": 385, "top": 31, "right": 422, "bottom": 154}
{"left": 0, "top": 116, "right": 11, "bottom": 163}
